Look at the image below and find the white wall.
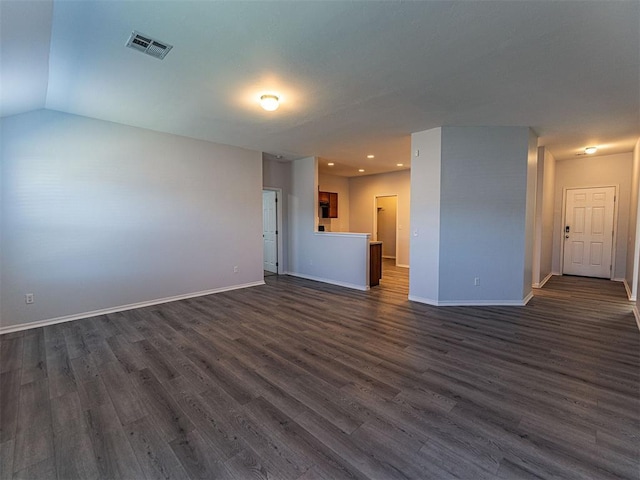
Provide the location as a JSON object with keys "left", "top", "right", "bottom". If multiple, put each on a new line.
{"left": 318, "top": 173, "right": 350, "bottom": 232}
{"left": 628, "top": 138, "right": 640, "bottom": 302}
{"left": 438, "top": 126, "right": 535, "bottom": 304}
{"left": 522, "top": 129, "right": 538, "bottom": 299}
{"left": 409, "top": 128, "right": 441, "bottom": 303}
{"left": 289, "top": 157, "right": 369, "bottom": 290}
{"left": 263, "top": 157, "right": 291, "bottom": 273}
{"left": 532, "top": 147, "right": 556, "bottom": 286}
{"left": 552, "top": 152, "right": 633, "bottom": 279}
{"left": 1, "top": 109, "right": 263, "bottom": 330}
{"left": 349, "top": 170, "right": 411, "bottom": 267}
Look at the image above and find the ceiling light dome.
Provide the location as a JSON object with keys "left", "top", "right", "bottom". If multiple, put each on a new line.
{"left": 585, "top": 146, "right": 597, "bottom": 154}
{"left": 260, "top": 94, "right": 279, "bottom": 111}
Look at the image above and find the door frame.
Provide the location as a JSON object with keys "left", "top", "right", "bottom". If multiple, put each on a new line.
{"left": 560, "top": 184, "right": 619, "bottom": 280}
{"left": 372, "top": 194, "right": 399, "bottom": 262}
{"left": 263, "top": 187, "right": 284, "bottom": 275}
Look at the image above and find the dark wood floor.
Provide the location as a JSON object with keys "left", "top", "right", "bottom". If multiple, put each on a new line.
{"left": 1, "top": 270, "right": 638, "bottom": 479}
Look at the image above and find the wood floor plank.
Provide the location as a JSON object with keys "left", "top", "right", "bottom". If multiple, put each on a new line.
{"left": 84, "top": 400, "right": 145, "bottom": 480}
{"left": 243, "top": 396, "right": 370, "bottom": 480}
{"left": 20, "top": 328, "right": 47, "bottom": 385}
{"left": 96, "top": 361, "right": 146, "bottom": 426}
{"left": 0, "top": 370, "right": 21, "bottom": 444}
{"left": 124, "top": 416, "right": 190, "bottom": 480}
{"left": 166, "top": 376, "right": 245, "bottom": 460}
{"left": 0, "top": 440, "right": 14, "bottom": 480}
{"left": 0, "top": 336, "right": 23, "bottom": 374}
{"left": 12, "top": 425, "right": 54, "bottom": 474}
{"left": 131, "top": 368, "right": 195, "bottom": 442}
{"left": 169, "top": 429, "right": 235, "bottom": 480}
{"left": 44, "top": 324, "right": 77, "bottom": 399}
{"left": 11, "top": 456, "right": 56, "bottom": 480}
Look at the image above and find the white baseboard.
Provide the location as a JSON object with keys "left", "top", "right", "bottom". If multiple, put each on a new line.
{"left": 407, "top": 294, "right": 439, "bottom": 306}
{"left": 408, "top": 294, "right": 531, "bottom": 307}
{"left": 0, "top": 281, "right": 265, "bottom": 335}
{"left": 622, "top": 279, "right": 636, "bottom": 301}
{"left": 612, "top": 277, "right": 625, "bottom": 282}
{"left": 533, "top": 272, "right": 553, "bottom": 289}
{"left": 286, "top": 272, "right": 369, "bottom": 291}
{"left": 396, "top": 264, "right": 409, "bottom": 269}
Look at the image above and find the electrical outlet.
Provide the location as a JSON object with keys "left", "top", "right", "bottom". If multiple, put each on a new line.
{"left": 25, "top": 293, "right": 34, "bottom": 304}
{"left": 233, "top": 266, "right": 239, "bottom": 273}
{"left": 474, "top": 277, "right": 480, "bottom": 286}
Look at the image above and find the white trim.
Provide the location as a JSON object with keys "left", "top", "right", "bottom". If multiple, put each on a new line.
{"left": 533, "top": 272, "right": 553, "bottom": 289}
{"left": 408, "top": 295, "right": 439, "bottom": 306}
{"left": 560, "top": 185, "right": 619, "bottom": 279}
{"left": 623, "top": 279, "right": 636, "bottom": 301}
{"left": 396, "top": 264, "right": 410, "bottom": 269}
{"left": 633, "top": 306, "right": 640, "bottom": 331}
{"left": 408, "top": 294, "right": 532, "bottom": 307}
{"left": 313, "top": 232, "right": 370, "bottom": 238}
{"left": 0, "top": 281, "right": 265, "bottom": 335}
{"left": 382, "top": 255, "right": 396, "bottom": 259}
{"left": 612, "top": 277, "right": 625, "bottom": 282}
{"left": 263, "top": 187, "right": 284, "bottom": 275}
{"left": 286, "top": 272, "right": 369, "bottom": 291}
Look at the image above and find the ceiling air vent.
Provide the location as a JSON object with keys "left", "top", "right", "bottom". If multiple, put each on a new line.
{"left": 126, "top": 31, "right": 172, "bottom": 60}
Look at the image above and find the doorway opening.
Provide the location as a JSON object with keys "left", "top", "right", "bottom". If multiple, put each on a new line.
{"left": 561, "top": 186, "right": 617, "bottom": 279}
{"left": 374, "top": 195, "right": 398, "bottom": 264}
{"left": 262, "top": 189, "right": 281, "bottom": 277}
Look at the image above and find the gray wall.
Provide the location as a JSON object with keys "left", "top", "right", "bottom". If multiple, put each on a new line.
{"left": 1, "top": 109, "right": 263, "bottom": 330}
{"left": 552, "top": 152, "right": 632, "bottom": 279}
{"left": 409, "top": 127, "right": 442, "bottom": 303}
{"left": 438, "top": 126, "right": 535, "bottom": 303}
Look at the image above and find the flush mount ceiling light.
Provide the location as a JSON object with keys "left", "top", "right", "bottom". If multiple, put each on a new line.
{"left": 358, "top": 169, "right": 365, "bottom": 172}
{"left": 397, "top": 163, "right": 404, "bottom": 167}
{"left": 327, "top": 163, "right": 334, "bottom": 166}
{"left": 260, "top": 94, "right": 279, "bottom": 111}
{"left": 585, "top": 146, "right": 598, "bottom": 154}
{"left": 367, "top": 154, "right": 375, "bottom": 159}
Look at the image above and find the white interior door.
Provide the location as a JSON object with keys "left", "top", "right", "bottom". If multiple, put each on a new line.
{"left": 262, "top": 190, "right": 277, "bottom": 273}
{"left": 562, "top": 186, "right": 615, "bottom": 278}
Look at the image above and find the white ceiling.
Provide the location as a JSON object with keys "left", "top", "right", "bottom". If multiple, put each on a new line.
{"left": 1, "top": 1, "right": 638, "bottom": 177}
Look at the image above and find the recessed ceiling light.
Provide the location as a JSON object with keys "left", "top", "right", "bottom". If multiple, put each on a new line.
{"left": 397, "top": 163, "right": 403, "bottom": 167}
{"left": 585, "top": 146, "right": 597, "bottom": 154}
{"left": 358, "top": 169, "right": 365, "bottom": 172}
{"left": 367, "top": 155, "right": 375, "bottom": 159}
{"left": 260, "top": 94, "right": 280, "bottom": 111}
{"left": 327, "top": 162, "right": 334, "bottom": 166}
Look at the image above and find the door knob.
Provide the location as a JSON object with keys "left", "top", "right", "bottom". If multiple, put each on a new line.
{"left": 565, "top": 235, "right": 570, "bottom": 239}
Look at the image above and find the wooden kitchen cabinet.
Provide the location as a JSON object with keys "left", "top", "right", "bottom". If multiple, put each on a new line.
{"left": 319, "top": 191, "right": 338, "bottom": 218}
{"left": 370, "top": 242, "right": 382, "bottom": 287}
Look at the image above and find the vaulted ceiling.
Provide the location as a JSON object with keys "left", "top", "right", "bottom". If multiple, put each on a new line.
{"left": 1, "top": 1, "right": 638, "bottom": 176}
